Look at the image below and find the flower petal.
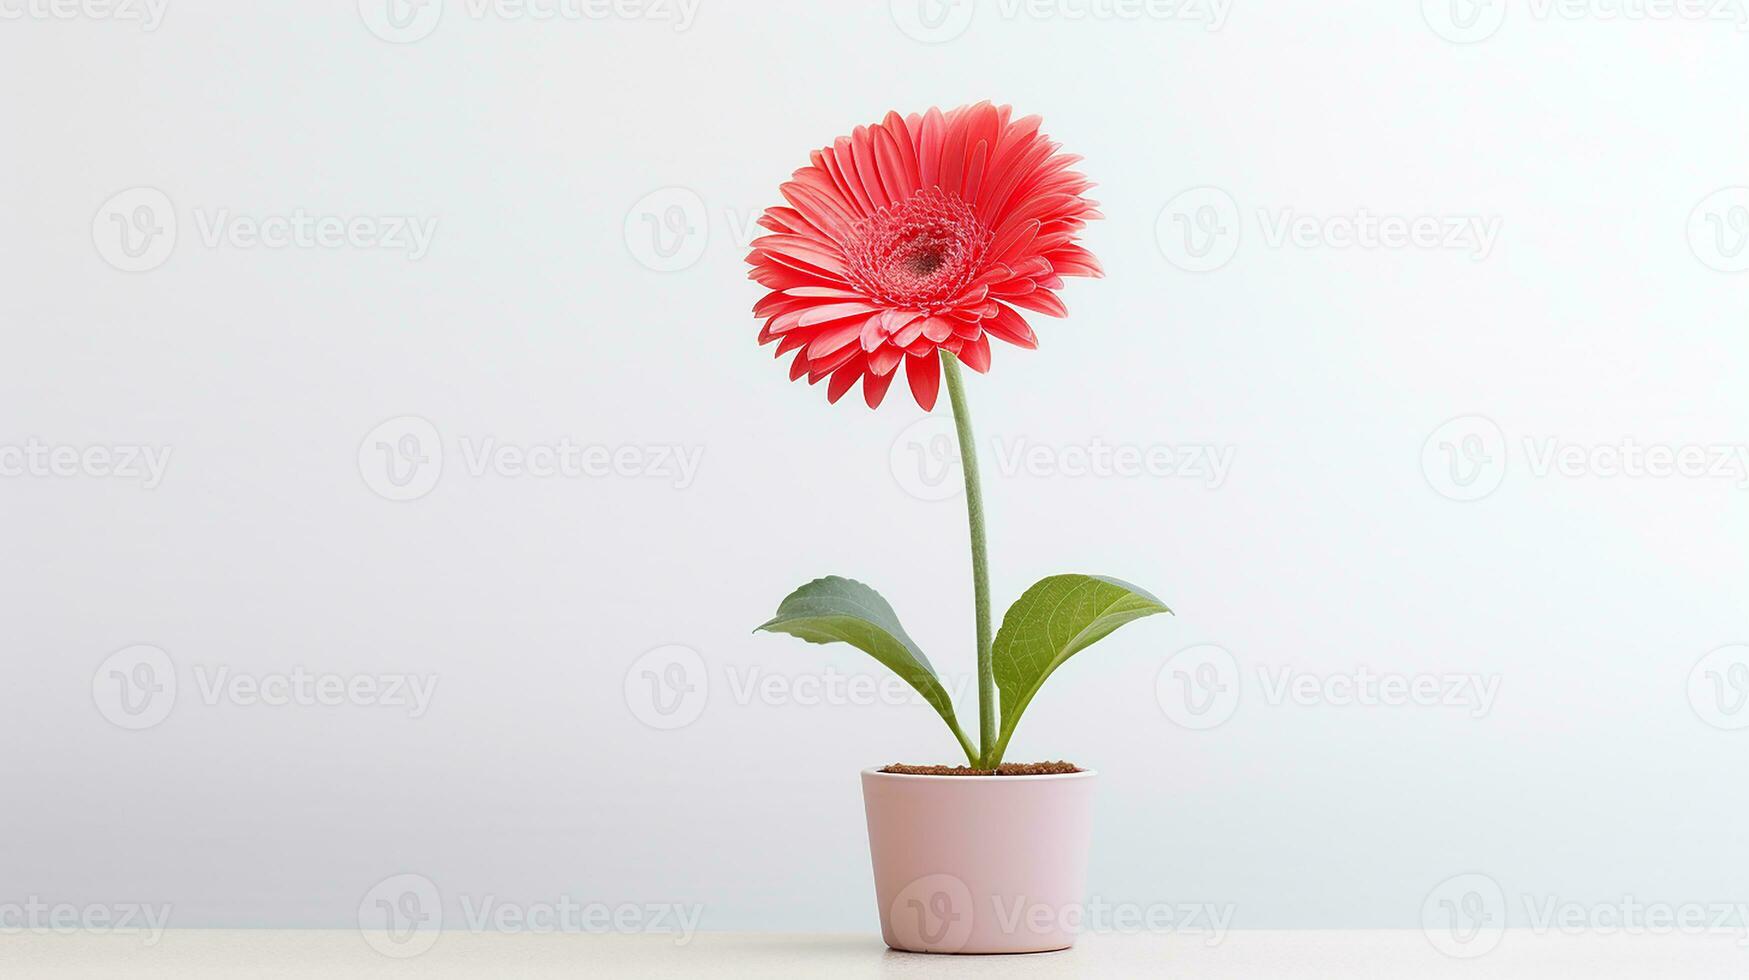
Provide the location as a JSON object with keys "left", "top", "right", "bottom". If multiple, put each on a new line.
{"left": 906, "top": 349, "right": 941, "bottom": 411}
{"left": 920, "top": 316, "right": 955, "bottom": 343}
{"left": 805, "top": 317, "right": 873, "bottom": 358}
{"left": 957, "top": 333, "right": 992, "bottom": 373}
{"left": 1002, "top": 288, "right": 1068, "bottom": 318}
{"left": 797, "top": 302, "right": 881, "bottom": 327}
{"left": 985, "top": 303, "right": 1039, "bottom": 349}
{"left": 868, "top": 345, "right": 904, "bottom": 376}
{"left": 863, "top": 367, "right": 896, "bottom": 408}
{"left": 826, "top": 360, "right": 862, "bottom": 403}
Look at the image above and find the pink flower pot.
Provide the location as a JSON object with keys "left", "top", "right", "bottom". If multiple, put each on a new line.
{"left": 861, "top": 767, "right": 1097, "bottom": 954}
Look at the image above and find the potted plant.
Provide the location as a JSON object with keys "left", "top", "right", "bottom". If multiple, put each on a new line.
{"left": 747, "top": 102, "right": 1170, "bottom": 955}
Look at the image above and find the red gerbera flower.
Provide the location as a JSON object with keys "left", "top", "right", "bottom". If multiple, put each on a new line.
{"left": 748, "top": 102, "right": 1102, "bottom": 410}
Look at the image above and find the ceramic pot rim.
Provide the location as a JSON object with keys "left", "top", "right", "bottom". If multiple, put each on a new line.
{"left": 861, "top": 766, "right": 1097, "bottom": 781}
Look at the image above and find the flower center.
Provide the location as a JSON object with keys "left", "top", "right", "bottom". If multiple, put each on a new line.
{"left": 903, "top": 247, "right": 946, "bottom": 277}
{"left": 844, "top": 187, "right": 990, "bottom": 313}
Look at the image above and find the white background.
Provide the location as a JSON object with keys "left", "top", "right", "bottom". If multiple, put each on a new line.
{"left": 3, "top": 0, "right": 1748, "bottom": 938}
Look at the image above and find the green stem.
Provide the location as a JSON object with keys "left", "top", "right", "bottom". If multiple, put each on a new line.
{"left": 950, "top": 722, "right": 979, "bottom": 767}
{"left": 985, "top": 725, "right": 1016, "bottom": 772}
{"left": 940, "top": 352, "right": 996, "bottom": 767}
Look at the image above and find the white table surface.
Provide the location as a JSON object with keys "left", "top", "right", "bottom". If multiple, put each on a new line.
{"left": 4, "top": 929, "right": 1745, "bottom": 978}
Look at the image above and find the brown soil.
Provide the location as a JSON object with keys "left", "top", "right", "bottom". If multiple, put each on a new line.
{"left": 880, "top": 761, "right": 1083, "bottom": 776}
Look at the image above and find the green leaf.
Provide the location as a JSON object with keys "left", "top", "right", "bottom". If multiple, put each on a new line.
{"left": 989, "top": 574, "right": 1171, "bottom": 765}
{"left": 756, "top": 576, "right": 976, "bottom": 764}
